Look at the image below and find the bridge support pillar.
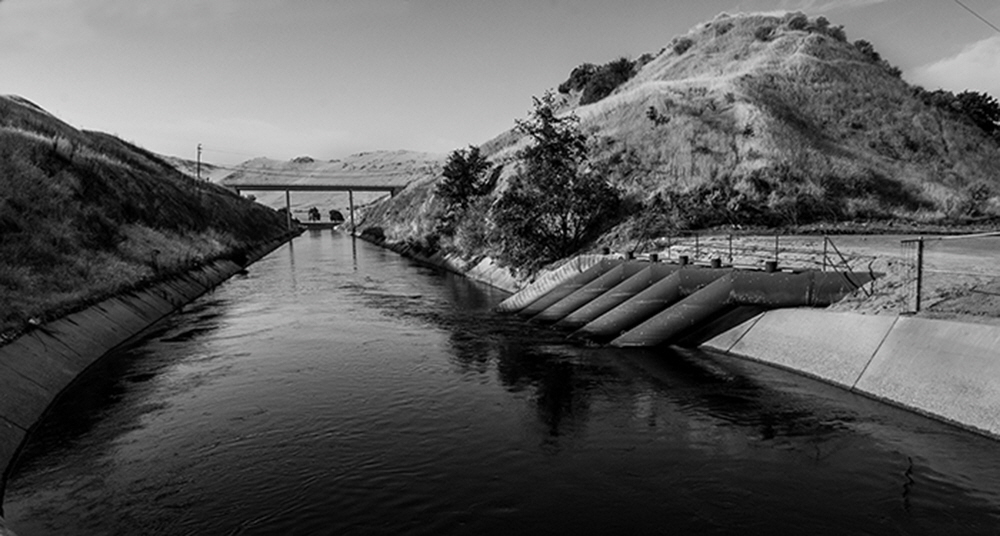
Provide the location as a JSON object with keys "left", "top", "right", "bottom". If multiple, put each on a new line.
{"left": 285, "top": 190, "right": 291, "bottom": 230}
{"left": 348, "top": 190, "right": 355, "bottom": 234}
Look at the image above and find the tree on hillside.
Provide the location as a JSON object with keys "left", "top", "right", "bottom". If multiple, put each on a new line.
{"left": 435, "top": 145, "right": 496, "bottom": 235}
{"left": 491, "top": 92, "right": 622, "bottom": 274}
{"left": 436, "top": 145, "right": 494, "bottom": 212}
{"left": 955, "top": 91, "right": 1000, "bottom": 137}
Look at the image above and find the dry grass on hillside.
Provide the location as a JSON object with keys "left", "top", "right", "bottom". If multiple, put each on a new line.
{"left": 359, "top": 12, "right": 1000, "bottom": 288}
{"left": 0, "top": 96, "right": 288, "bottom": 340}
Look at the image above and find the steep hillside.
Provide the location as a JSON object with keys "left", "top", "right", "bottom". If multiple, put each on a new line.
{"left": 359, "top": 12, "right": 1000, "bottom": 271}
{"left": 162, "top": 154, "right": 230, "bottom": 183}
{"left": 0, "top": 95, "right": 288, "bottom": 339}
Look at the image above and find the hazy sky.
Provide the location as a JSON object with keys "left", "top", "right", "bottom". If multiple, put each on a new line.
{"left": 2, "top": 0, "right": 998, "bottom": 165}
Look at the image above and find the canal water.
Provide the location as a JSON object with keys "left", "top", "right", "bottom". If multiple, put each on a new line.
{"left": 5, "top": 231, "right": 1000, "bottom": 535}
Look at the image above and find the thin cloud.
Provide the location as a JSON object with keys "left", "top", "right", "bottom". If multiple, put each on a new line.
{"left": 909, "top": 35, "right": 1000, "bottom": 97}
{"left": 739, "top": 0, "right": 895, "bottom": 14}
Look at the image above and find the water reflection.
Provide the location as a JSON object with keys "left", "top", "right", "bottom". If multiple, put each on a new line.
{"left": 7, "top": 233, "right": 1000, "bottom": 536}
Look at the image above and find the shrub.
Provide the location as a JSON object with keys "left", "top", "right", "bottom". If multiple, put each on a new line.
{"left": 435, "top": 145, "right": 496, "bottom": 237}
{"left": 491, "top": 93, "right": 622, "bottom": 274}
{"left": 714, "top": 21, "right": 734, "bottom": 36}
{"left": 579, "top": 57, "right": 635, "bottom": 105}
{"left": 784, "top": 12, "right": 809, "bottom": 31}
{"left": 826, "top": 25, "right": 847, "bottom": 42}
{"left": 436, "top": 145, "right": 494, "bottom": 212}
{"left": 360, "top": 226, "right": 386, "bottom": 242}
{"left": 955, "top": 91, "right": 1000, "bottom": 136}
{"left": 453, "top": 196, "right": 492, "bottom": 257}
{"left": 754, "top": 26, "right": 775, "bottom": 42}
{"left": 853, "top": 40, "right": 881, "bottom": 63}
{"left": 672, "top": 37, "right": 695, "bottom": 55}
{"left": 558, "top": 63, "right": 597, "bottom": 94}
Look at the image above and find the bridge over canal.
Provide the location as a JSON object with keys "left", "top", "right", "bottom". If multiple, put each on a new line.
{"left": 222, "top": 172, "right": 413, "bottom": 230}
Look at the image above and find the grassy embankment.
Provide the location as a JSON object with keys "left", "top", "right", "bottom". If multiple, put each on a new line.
{"left": 0, "top": 96, "right": 288, "bottom": 341}
{"left": 356, "top": 12, "right": 1000, "bottom": 278}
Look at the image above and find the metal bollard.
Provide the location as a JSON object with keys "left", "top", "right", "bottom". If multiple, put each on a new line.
{"left": 710, "top": 258, "right": 722, "bottom": 269}
{"left": 765, "top": 260, "right": 778, "bottom": 273}
{"left": 648, "top": 253, "right": 659, "bottom": 263}
{"left": 679, "top": 255, "right": 689, "bottom": 266}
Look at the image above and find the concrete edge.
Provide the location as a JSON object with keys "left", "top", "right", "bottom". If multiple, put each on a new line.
{"left": 0, "top": 233, "right": 293, "bottom": 520}
{"left": 703, "top": 309, "right": 1000, "bottom": 440}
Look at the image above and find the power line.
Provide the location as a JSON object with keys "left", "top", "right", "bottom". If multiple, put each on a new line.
{"left": 954, "top": 0, "right": 1000, "bottom": 34}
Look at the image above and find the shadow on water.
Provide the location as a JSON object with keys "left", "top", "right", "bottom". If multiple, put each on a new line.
{"left": 352, "top": 259, "right": 1000, "bottom": 520}
{"left": 7, "top": 296, "right": 232, "bottom": 475}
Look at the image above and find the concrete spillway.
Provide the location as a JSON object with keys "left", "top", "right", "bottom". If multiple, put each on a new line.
{"left": 499, "top": 257, "right": 876, "bottom": 348}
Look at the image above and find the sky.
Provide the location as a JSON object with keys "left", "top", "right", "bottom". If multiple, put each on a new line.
{"left": 1, "top": 0, "right": 998, "bottom": 165}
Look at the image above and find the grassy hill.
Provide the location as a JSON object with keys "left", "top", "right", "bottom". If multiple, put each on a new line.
{"left": 357, "top": 12, "right": 1000, "bottom": 271}
{"left": 0, "top": 95, "right": 288, "bottom": 339}
{"left": 218, "top": 151, "right": 444, "bottom": 221}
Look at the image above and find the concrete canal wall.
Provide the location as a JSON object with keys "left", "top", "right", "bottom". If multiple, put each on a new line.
{"left": 703, "top": 309, "right": 1000, "bottom": 439}
{"left": 0, "top": 234, "right": 295, "bottom": 522}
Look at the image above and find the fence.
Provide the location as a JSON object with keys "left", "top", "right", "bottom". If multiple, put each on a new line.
{"left": 900, "top": 232, "right": 1000, "bottom": 314}
{"left": 635, "top": 232, "right": 872, "bottom": 270}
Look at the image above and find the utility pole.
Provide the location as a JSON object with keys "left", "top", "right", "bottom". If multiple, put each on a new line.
{"left": 196, "top": 143, "right": 202, "bottom": 181}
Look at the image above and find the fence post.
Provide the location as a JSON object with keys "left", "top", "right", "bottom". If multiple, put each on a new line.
{"left": 915, "top": 237, "right": 924, "bottom": 313}
{"left": 774, "top": 235, "right": 779, "bottom": 263}
{"left": 728, "top": 234, "right": 733, "bottom": 264}
{"left": 822, "top": 237, "right": 828, "bottom": 272}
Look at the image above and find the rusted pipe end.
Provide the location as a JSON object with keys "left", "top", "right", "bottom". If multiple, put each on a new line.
{"left": 765, "top": 260, "right": 778, "bottom": 273}
{"left": 648, "top": 253, "right": 659, "bottom": 263}
{"left": 679, "top": 255, "right": 689, "bottom": 266}
{"left": 710, "top": 258, "right": 722, "bottom": 269}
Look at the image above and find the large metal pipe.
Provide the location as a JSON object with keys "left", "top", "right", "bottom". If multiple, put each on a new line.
{"left": 611, "top": 275, "right": 735, "bottom": 347}
{"left": 531, "top": 262, "right": 648, "bottom": 323}
{"left": 495, "top": 256, "right": 611, "bottom": 314}
{"left": 572, "top": 268, "right": 731, "bottom": 341}
{"left": 556, "top": 264, "right": 678, "bottom": 330}
{"left": 610, "top": 270, "right": 877, "bottom": 347}
{"left": 512, "top": 259, "right": 622, "bottom": 317}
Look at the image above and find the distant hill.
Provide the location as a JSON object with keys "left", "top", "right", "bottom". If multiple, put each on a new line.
{"left": 160, "top": 154, "right": 229, "bottom": 183}
{"left": 218, "top": 151, "right": 444, "bottom": 220}
{"left": 360, "top": 12, "right": 1000, "bottom": 257}
{"left": 0, "top": 95, "right": 287, "bottom": 338}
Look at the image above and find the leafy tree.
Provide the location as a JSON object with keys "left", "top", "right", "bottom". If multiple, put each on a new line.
{"left": 955, "top": 91, "right": 1000, "bottom": 136}
{"left": 436, "top": 145, "right": 494, "bottom": 212}
{"left": 580, "top": 57, "right": 635, "bottom": 105}
{"left": 853, "top": 40, "right": 881, "bottom": 63}
{"left": 491, "top": 93, "right": 621, "bottom": 274}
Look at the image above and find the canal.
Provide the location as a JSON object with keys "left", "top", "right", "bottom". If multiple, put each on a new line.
{"left": 5, "top": 231, "right": 1000, "bottom": 534}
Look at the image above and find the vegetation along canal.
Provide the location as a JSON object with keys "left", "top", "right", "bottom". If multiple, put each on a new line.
{"left": 5, "top": 231, "right": 1000, "bottom": 534}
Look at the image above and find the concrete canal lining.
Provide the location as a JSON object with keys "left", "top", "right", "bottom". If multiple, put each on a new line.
{"left": 0, "top": 235, "right": 293, "bottom": 523}
{"left": 703, "top": 309, "right": 1000, "bottom": 439}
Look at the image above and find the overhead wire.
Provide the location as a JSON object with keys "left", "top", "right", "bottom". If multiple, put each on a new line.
{"left": 953, "top": 0, "right": 1000, "bottom": 33}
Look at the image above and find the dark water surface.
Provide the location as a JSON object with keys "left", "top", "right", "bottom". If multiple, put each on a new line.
{"left": 5, "top": 232, "right": 1000, "bottom": 535}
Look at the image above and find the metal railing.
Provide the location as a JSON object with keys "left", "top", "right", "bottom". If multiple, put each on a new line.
{"left": 630, "top": 232, "right": 877, "bottom": 294}
{"left": 901, "top": 232, "right": 1000, "bottom": 313}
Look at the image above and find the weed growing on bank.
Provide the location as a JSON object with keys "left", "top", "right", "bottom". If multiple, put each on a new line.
{"left": 0, "top": 97, "right": 288, "bottom": 339}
